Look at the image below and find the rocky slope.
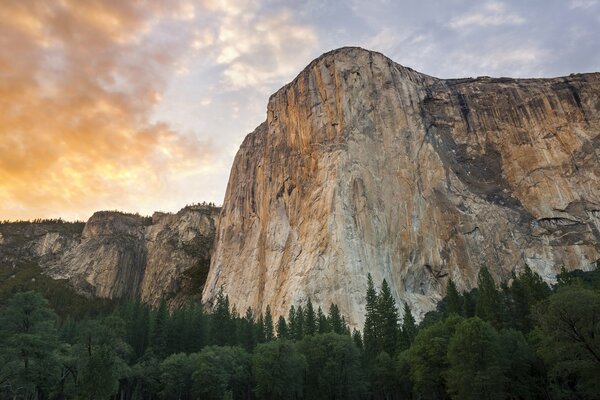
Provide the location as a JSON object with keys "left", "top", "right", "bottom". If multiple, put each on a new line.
{"left": 203, "top": 47, "right": 600, "bottom": 327}
{"left": 1, "top": 205, "right": 219, "bottom": 306}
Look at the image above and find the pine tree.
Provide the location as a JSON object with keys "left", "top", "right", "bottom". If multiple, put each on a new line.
{"left": 317, "top": 306, "right": 330, "bottom": 333}
{"left": 186, "top": 303, "right": 206, "bottom": 353}
{"left": 211, "top": 288, "right": 234, "bottom": 345}
{"left": 151, "top": 298, "right": 169, "bottom": 357}
{"left": 352, "top": 329, "right": 363, "bottom": 350}
{"left": 288, "top": 305, "right": 297, "bottom": 339}
{"left": 239, "top": 307, "right": 256, "bottom": 351}
{"left": 377, "top": 279, "right": 399, "bottom": 356}
{"left": 476, "top": 267, "right": 503, "bottom": 328}
{"left": 276, "top": 316, "right": 288, "bottom": 339}
{"left": 304, "top": 299, "right": 317, "bottom": 336}
{"left": 294, "top": 305, "right": 305, "bottom": 340}
{"left": 256, "top": 313, "right": 266, "bottom": 343}
{"left": 446, "top": 278, "right": 463, "bottom": 316}
{"left": 363, "top": 273, "right": 379, "bottom": 357}
{"left": 399, "top": 302, "right": 417, "bottom": 351}
{"left": 328, "top": 304, "right": 344, "bottom": 334}
{"left": 264, "top": 305, "right": 274, "bottom": 341}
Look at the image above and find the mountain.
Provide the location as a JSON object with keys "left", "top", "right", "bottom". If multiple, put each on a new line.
{"left": 202, "top": 47, "right": 600, "bottom": 327}
{"left": 0, "top": 204, "right": 219, "bottom": 307}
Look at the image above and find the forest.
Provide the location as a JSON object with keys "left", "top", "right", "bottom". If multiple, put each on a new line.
{"left": 0, "top": 263, "right": 599, "bottom": 400}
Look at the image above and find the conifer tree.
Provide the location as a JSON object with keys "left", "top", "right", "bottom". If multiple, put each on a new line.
{"left": 239, "top": 307, "right": 256, "bottom": 351}
{"left": 288, "top": 305, "right": 297, "bottom": 338}
{"left": 352, "top": 328, "right": 363, "bottom": 350}
{"left": 264, "top": 305, "right": 274, "bottom": 341}
{"left": 476, "top": 267, "right": 503, "bottom": 328}
{"left": 329, "top": 303, "right": 344, "bottom": 334}
{"left": 256, "top": 313, "right": 266, "bottom": 343}
{"left": 304, "top": 298, "right": 317, "bottom": 336}
{"left": 294, "top": 305, "right": 305, "bottom": 340}
{"left": 446, "top": 278, "right": 463, "bottom": 316}
{"left": 151, "top": 298, "right": 169, "bottom": 357}
{"left": 363, "top": 273, "right": 379, "bottom": 357}
{"left": 276, "top": 315, "right": 288, "bottom": 339}
{"left": 377, "top": 279, "right": 399, "bottom": 356}
{"left": 317, "top": 306, "right": 330, "bottom": 333}
{"left": 211, "top": 289, "right": 234, "bottom": 346}
{"left": 399, "top": 303, "right": 417, "bottom": 351}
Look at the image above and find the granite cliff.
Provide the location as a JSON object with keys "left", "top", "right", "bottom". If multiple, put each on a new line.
{"left": 203, "top": 47, "right": 600, "bottom": 327}
{"left": 0, "top": 204, "right": 219, "bottom": 306}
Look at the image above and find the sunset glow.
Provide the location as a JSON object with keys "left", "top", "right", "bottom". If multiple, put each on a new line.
{"left": 1, "top": 0, "right": 598, "bottom": 221}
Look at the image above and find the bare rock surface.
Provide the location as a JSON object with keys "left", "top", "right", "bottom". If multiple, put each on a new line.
{"left": 1, "top": 205, "right": 219, "bottom": 306}
{"left": 203, "top": 47, "right": 600, "bottom": 327}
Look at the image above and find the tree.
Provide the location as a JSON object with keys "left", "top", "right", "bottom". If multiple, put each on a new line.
{"left": 475, "top": 267, "right": 503, "bottom": 328}
{"left": 239, "top": 307, "right": 257, "bottom": 351}
{"left": 256, "top": 313, "right": 266, "bottom": 344}
{"left": 185, "top": 303, "right": 207, "bottom": 353}
{"left": 0, "top": 291, "right": 61, "bottom": 399}
{"left": 317, "top": 307, "right": 330, "bottom": 334}
{"left": 445, "top": 278, "right": 463, "bottom": 316}
{"left": 192, "top": 346, "right": 252, "bottom": 400}
{"left": 377, "top": 280, "right": 399, "bottom": 356}
{"left": 211, "top": 289, "right": 235, "bottom": 346}
{"left": 79, "top": 344, "right": 121, "bottom": 399}
{"left": 288, "top": 305, "right": 298, "bottom": 339}
{"left": 407, "top": 315, "right": 463, "bottom": 399}
{"left": 446, "top": 318, "right": 506, "bottom": 400}
{"left": 159, "top": 352, "right": 196, "bottom": 400}
{"left": 304, "top": 299, "right": 317, "bottom": 336}
{"left": 276, "top": 316, "right": 288, "bottom": 339}
{"left": 253, "top": 340, "right": 306, "bottom": 400}
{"left": 151, "top": 298, "right": 169, "bottom": 357}
{"left": 370, "top": 351, "right": 398, "bottom": 399}
{"left": 399, "top": 302, "right": 416, "bottom": 352}
{"left": 294, "top": 305, "right": 305, "bottom": 340}
{"left": 508, "top": 266, "right": 551, "bottom": 332}
{"left": 264, "top": 305, "right": 274, "bottom": 342}
{"left": 363, "top": 273, "right": 379, "bottom": 358}
{"left": 298, "top": 333, "right": 366, "bottom": 400}
{"left": 352, "top": 329, "right": 363, "bottom": 350}
{"left": 498, "top": 329, "right": 544, "bottom": 400}
{"left": 74, "top": 316, "right": 130, "bottom": 399}
{"left": 534, "top": 285, "right": 600, "bottom": 398}
{"left": 328, "top": 304, "right": 345, "bottom": 335}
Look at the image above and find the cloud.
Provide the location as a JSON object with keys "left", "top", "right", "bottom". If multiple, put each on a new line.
{"left": 448, "top": 2, "right": 525, "bottom": 29}
{"left": 198, "top": 2, "right": 319, "bottom": 90}
{"left": 0, "top": 0, "right": 214, "bottom": 220}
{"left": 569, "top": 0, "right": 598, "bottom": 8}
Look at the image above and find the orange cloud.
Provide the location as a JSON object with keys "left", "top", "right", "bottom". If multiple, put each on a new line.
{"left": 0, "top": 0, "right": 214, "bottom": 221}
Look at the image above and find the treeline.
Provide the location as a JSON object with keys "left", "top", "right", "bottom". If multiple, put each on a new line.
{"left": 0, "top": 218, "right": 85, "bottom": 225}
{"left": 0, "top": 264, "right": 599, "bottom": 399}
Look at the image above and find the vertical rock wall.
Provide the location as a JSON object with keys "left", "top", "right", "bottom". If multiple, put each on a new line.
{"left": 203, "top": 47, "right": 600, "bottom": 326}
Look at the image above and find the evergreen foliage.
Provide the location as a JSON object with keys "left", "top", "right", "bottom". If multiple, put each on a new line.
{"left": 0, "top": 264, "right": 599, "bottom": 399}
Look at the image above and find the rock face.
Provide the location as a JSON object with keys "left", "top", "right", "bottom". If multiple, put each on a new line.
{"left": 47, "top": 211, "right": 149, "bottom": 299}
{"left": 203, "top": 47, "right": 600, "bottom": 327}
{"left": 0, "top": 220, "right": 84, "bottom": 267}
{"left": 1, "top": 205, "right": 219, "bottom": 306}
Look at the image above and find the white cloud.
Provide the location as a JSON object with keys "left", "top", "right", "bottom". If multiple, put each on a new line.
{"left": 449, "top": 2, "right": 525, "bottom": 29}
{"left": 569, "top": 0, "right": 598, "bottom": 8}
{"left": 198, "top": 3, "right": 319, "bottom": 90}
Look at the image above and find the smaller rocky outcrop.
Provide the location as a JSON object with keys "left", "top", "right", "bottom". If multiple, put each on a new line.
{"left": 1, "top": 205, "right": 219, "bottom": 307}
{"left": 0, "top": 220, "right": 83, "bottom": 267}
{"left": 47, "top": 211, "right": 149, "bottom": 299}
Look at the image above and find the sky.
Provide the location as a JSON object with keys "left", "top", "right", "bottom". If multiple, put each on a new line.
{"left": 1, "top": 0, "right": 599, "bottom": 221}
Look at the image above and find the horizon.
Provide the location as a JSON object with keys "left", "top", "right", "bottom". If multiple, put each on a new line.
{"left": 2, "top": 0, "right": 599, "bottom": 221}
